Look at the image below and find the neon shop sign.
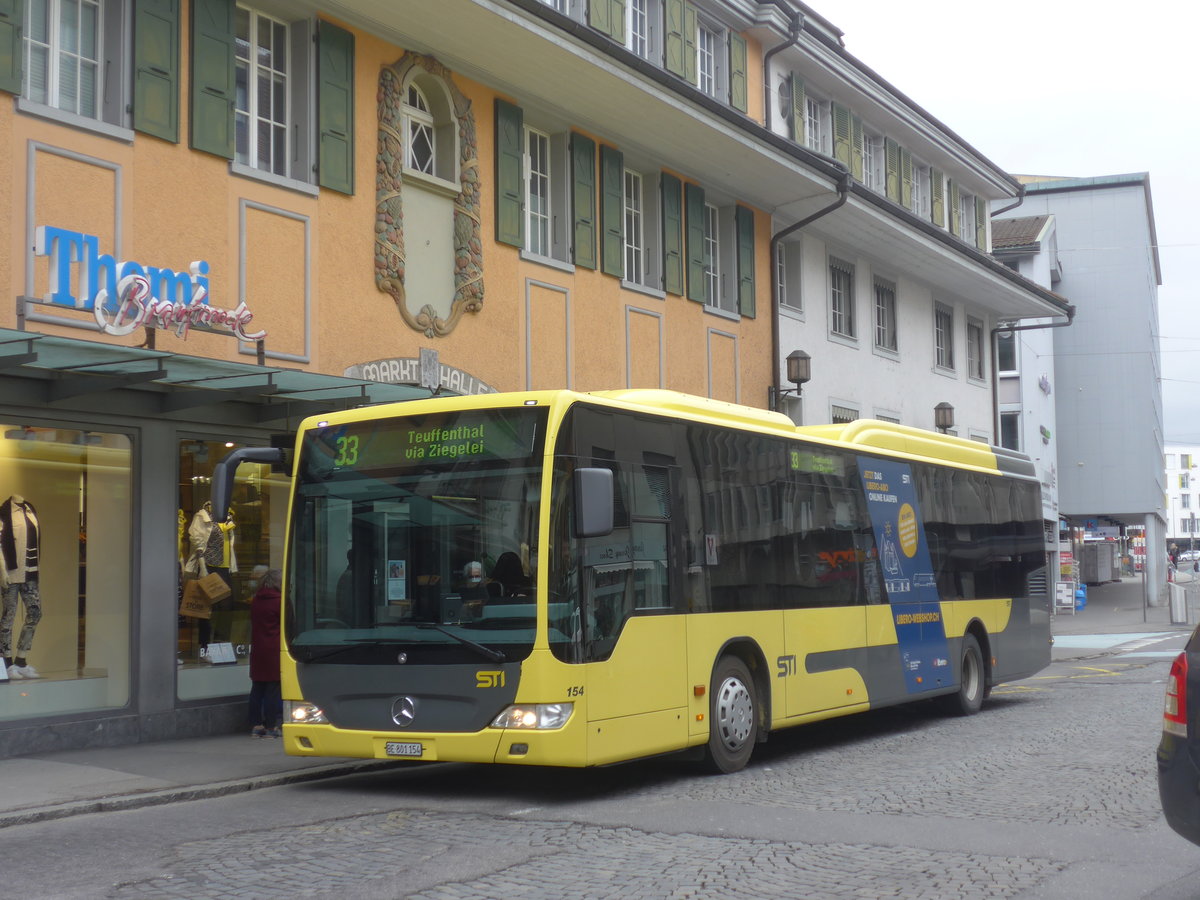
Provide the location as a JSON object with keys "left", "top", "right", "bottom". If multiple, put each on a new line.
{"left": 33, "top": 226, "right": 267, "bottom": 341}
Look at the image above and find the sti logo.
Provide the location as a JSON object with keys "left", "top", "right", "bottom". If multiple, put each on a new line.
{"left": 476, "top": 670, "right": 505, "bottom": 688}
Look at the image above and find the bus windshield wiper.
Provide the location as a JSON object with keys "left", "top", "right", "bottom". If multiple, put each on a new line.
{"left": 416, "top": 623, "right": 506, "bottom": 663}
{"left": 297, "top": 637, "right": 407, "bottom": 664}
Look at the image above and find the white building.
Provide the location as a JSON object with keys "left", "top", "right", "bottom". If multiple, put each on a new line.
{"left": 1166, "top": 444, "right": 1200, "bottom": 554}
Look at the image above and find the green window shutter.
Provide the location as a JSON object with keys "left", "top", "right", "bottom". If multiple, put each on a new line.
{"left": 728, "top": 33, "right": 747, "bottom": 113}
{"left": 317, "top": 21, "right": 355, "bottom": 194}
{"left": 572, "top": 133, "right": 597, "bottom": 269}
{"left": 832, "top": 103, "right": 851, "bottom": 167}
{"left": 661, "top": 173, "right": 683, "bottom": 295}
{"left": 900, "top": 147, "right": 912, "bottom": 210}
{"left": 665, "top": 0, "right": 686, "bottom": 78}
{"left": 975, "top": 197, "right": 987, "bottom": 250}
{"left": 850, "top": 115, "right": 864, "bottom": 181}
{"left": 736, "top": 205, "right": 755, "bottom": 318}
{"left": 948, "top": 180, "right": 961, "bottom": 236}
{"left": 790, "top": 73, "right": 805, "bottom": 144}
{"left": 600, "top": 144, "right": 624, "bottom": 277}
{"left": 884, "top": 138, "right": 900, "bottom": 203}
{"left": 189, "top": 0, "right": 235, "bottom": 159}
{"left": 930, "top": 167, "right": 944, "bottom": 226}
{"left": 685, "top": 182, "right": 705, "bottom": 303}
{"left": 134, "top": 0, "right": 180, "bottom": 142}
{"left": 494, "top": 99, "right": 524, "bottom": 247}
{"left": 0, "top": 0, "right": 22, "bottom": 95}
{"left": 588, "top": 0, "right": 626, "bottom": 42}
{"left": 683, "top": 4, "right": 697, "bottom": 84}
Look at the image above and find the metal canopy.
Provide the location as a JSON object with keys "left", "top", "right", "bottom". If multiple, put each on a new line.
{"left": 0, "top": 328, "right": 436, "bottom": 416}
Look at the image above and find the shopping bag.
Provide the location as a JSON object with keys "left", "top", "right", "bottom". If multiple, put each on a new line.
{"left": 197, "top": 572, "right": 232, "bottom": 603}
{"left": 179, "top": 580, "right": 214, "bottom": 619}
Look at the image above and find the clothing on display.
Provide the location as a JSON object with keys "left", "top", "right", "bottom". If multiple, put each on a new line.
{"left": 0, "top": 495, "right": 42, "bottom": 679}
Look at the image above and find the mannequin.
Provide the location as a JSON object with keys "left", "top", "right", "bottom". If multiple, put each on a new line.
{"left": 185, "top": 502, "right": 236, "bottom": 654}
{"left": 0, "top": 495, "right": 42, "bottom": 679}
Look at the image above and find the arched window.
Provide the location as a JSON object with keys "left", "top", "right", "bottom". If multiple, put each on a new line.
{"left": 401, "top": 74, "right": 457, "bottom": 185}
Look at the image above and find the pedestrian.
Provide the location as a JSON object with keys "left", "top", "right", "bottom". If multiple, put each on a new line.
{"left": 248, "top": 568, "right": 283, "bottom": 738}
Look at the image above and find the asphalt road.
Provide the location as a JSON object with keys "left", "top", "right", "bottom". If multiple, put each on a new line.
{"left": 4, "top": 649, "right": 1196, "bottom": 900}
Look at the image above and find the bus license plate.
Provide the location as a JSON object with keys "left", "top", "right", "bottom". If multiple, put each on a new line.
{"left": 385, "top": 741, "right": 423, "bottom": 758}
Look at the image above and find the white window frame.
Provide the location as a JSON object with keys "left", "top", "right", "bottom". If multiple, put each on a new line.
{"left": 999, "top": 409, "right": 1021, "bottom": 451}
{"left": 934, "top": 303, "right": 954, "bottom": 370}
{"left": 403, "top": 83, "right": 434, "bottom": 175}
{"left": 626, "top": 0, "right": 662, "bottom": 62}
{"left": 805, "top": 96, "right": 826, "bottom": 153}
{"left": 966, "top": 317, "right": 985, "bottom": 381}
{"left": 235, "top": 6, "right": 290, "bottom": 177}
{"left": 959, "top": 191, "right": 977, "bottom": 245}
{"left": 21, "top": 0, "right": 132, "bottom": 137}
{"left": 912, "top": 163, "right": 929, "bottom": 218}
{"left": 776, "top": 240, "right": 802, "bottom": 312}
{"left": 525, "top": 127, "right": 553, "bottom": 258}
{"left": 873, "top": 276, "right": 897, "bottom": 353}
{"left": 862, "top": 132, "right": 881, "bottom": 192}
{"left": 829, "top": 256, "right": 855, "bottom": 339}
{"left": 623, "top": 169, "right": 645, "bottom": 286}
{"left": 997, "top": 330, "right": 1018, "bottom": 374}
{"left": 1184, "top": 494, "right": 1192, "bottom": 510}
{"left": 25, "top": 0, "right": 102, "bottom": 117}
{"left": 696, "top": 17, "right": 723, "bottom": 99}
{"left": 703, "top": 202, "right": 721, "bottom": 308}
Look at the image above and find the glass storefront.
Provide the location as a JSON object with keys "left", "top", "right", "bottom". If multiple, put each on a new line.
{"left": 0, "top": 424, "right": 132, "bottom": 721}
{"left": 177, "top": 439, "right": 289, "bottom": 700}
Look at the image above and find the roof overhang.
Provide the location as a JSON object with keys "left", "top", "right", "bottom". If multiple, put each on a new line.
{"left": 0, "top": 329, "right": 435, "bottom": 422}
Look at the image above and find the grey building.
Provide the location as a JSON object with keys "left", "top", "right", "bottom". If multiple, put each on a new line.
{"left": 996, "top": 174, "right": 1165, "bottom": 601}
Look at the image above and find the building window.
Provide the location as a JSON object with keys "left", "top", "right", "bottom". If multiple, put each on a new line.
{"left": 873, "top": 276, "right": 897, "bottom": 352}
{"left": 235, "top": 7, "right": 289, "bottom": 177}
{"left": 623, "top": 170, "right": 644, "bottom": 285}
{"left": 935, "top": 303, "right": 954, "bottom": 370}
{"left": 1183, "top": 454, "right": 1193, "bottom": 469}
{"left": 829, "top": 257, "right": 855, "bottom": 338}
{"left": 25, "top": 0, "right": 101, "bottom": 117}
{"left": 539, "top": 0, "right": 569, "bottom": 11}
{"left": 1184, "top": 494, "right": 1192, "bottom": 510}
{"left": 697, "top": 21, "right": 720, "bottom": 98}
{"left": 999, "top": 411, "right": 1020, "bottom": 451}
{"left": 0, "top": 424, "right": 132, "bottom": 721}
{"left": 997, "top": 331, "right": 1017, "bottom": 373}
{"left": 912, "top": 164, "right": 929, "bottom": 218}
{"left": 967, "top": 318, "right": 985, "bottom": 380}
{"left": 831, "top": 404, "right": 859, "bottom": 424}
{"left": 627, "top": 0, "right": 649, "bottom": 58}
{"left": 1182, "top": 473, "right": 1191, "bottom": 490}
{"left": 959, "top": 192, "right": 976, "bottom": 246}
{"left": 703, "top": 202, "right": 720, "bottom": 307}
{"left": 776, "top": 241, "right": 802, "bottom": 311}
{"left": 805, "top": 97, "right": 825, "bottom": 153}
{"left": 525, "top": 128, "right": 552, "bottom": 258}
{"left": 862, "top": 133, "right": 880, "bottom": 191}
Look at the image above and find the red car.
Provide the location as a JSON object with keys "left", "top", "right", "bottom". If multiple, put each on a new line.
{"left": 1159, "top": 626, "right": 1200, "bottom": 845}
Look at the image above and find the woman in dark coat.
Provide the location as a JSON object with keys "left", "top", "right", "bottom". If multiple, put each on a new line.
{"left": 248, "top": 569, "right": 283, "bottom": 737}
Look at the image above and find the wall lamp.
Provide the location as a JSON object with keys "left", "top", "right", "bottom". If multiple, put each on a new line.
{"left": 934, "top": 402, "right": 955, "bottom": 434}
{"left": 768, "top": 350, "right": 811, "bottom": 414}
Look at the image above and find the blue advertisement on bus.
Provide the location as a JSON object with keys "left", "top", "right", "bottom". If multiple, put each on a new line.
{"left": 858, "top": 457, "right": 951, "bottom": 694}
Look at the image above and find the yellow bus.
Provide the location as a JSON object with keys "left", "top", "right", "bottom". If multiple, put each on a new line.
{"left": 214, "top": 389, "right": 1050, "bottom": 774}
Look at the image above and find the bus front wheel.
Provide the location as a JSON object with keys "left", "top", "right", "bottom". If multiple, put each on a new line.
{"left": 704, "top": 656, "right": 757, "bottom": 774}
{"left": 939, "top": 633, "right": 985, "bottom": 716}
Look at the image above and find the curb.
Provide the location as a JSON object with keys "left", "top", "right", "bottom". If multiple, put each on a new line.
{"left": 0, "top": 758, "right": 399, "bottom": 830}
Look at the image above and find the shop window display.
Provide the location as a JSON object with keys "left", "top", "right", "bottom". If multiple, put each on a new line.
{"left": 178, "top": 440, "right": 288, "bottom": 700}
{"left": 0, "top": 425, "right": 131, "bottom": 721}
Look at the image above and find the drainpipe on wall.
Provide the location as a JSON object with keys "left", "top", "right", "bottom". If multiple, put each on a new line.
{"left": 990, "top": 307, "right": 1076, "bottom": 444}
{"left": 991, "top": 183, "right": 1026, "bottom": 218}
{"left": 769, "top": 170, "right": 853, "bottom": 412}
{"left": 762, "top": 10, "right": 802, "bottom": 134}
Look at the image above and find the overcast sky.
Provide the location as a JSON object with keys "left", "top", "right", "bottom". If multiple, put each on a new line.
{"left": 822, "top": 0, "right": 1200, "bottom": 443}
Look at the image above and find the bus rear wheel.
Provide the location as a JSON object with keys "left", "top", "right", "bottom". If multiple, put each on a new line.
{"left": 703, "top": 656, "right": 757, "bottom": 774}
{"left": 939, "top": 633, "right": 985, "bottom": 716}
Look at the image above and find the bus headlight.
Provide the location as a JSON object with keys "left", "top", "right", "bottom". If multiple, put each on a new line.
{"left": 491, "top": 702, "right": 573, "bottom": 730}
{"left": 286, "top": 701, "right": 328, "bottom": 725}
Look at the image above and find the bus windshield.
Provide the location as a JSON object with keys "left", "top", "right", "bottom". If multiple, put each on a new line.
{"left": 285, "top": 405, "right": 548, "bottom": 665}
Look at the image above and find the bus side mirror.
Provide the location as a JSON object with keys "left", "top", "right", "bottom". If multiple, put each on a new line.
{"left": 212, "top": 447, "right": 289, "bottom": 521}
{"left": 574, "top": 467, "right": 614, "bottom": 538}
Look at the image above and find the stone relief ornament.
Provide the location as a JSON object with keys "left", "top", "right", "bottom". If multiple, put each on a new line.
{"left": 376, "top": 54, "right": 483, "bottom": 337}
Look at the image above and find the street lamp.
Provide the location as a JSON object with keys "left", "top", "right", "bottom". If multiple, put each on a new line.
{"left": 768, "top": 350, "right": 812, "bottom": 417}
{"left": 934, "top": 402, "right": 955, "bottom": 434}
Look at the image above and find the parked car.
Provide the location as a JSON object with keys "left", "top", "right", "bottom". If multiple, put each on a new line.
{"left": 1158, "top": 625, "right": 1200, "bottom": 844}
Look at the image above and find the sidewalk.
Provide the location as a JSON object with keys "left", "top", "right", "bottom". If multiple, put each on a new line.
{"left": 0, "top": 575, "right": 1191, "bottom": 830}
